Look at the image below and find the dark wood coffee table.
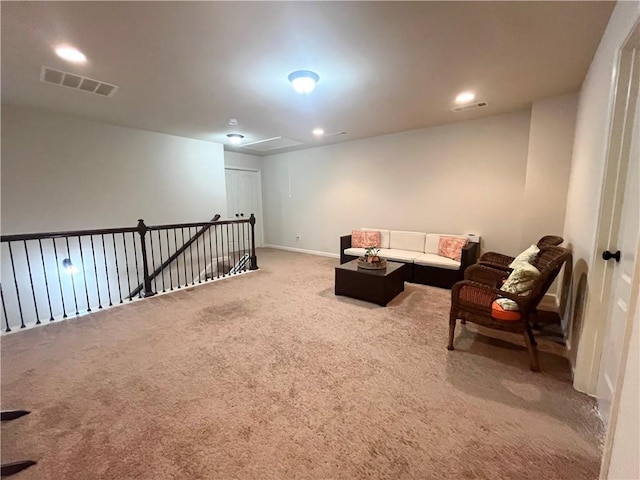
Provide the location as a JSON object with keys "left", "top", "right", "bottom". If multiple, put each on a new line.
{"left": 335, "top": 260, "right": 406, "bottom": 306}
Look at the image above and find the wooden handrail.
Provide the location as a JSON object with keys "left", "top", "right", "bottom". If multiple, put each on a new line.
{"left": 127, "top": 214, "right": 222, "bottom": 299}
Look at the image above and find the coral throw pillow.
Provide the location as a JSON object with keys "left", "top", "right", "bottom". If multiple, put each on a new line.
{"left": 352, "top": 230, "right": 382, "bottom": 248}
{"left": 438, "top": 236, "right": 468, "bottom": 262}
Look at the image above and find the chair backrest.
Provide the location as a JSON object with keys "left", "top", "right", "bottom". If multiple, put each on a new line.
{"left": 521, "top": 246, "right": 571, "bottom": 314}
{"left": 536, "top": 235, "right": 564, "bottom": 248}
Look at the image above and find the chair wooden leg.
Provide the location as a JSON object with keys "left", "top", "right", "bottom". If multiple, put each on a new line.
{"left": 447, "top": 313, "right": 457, "bottom": 350}
{"left": 522, "top": 328, "right": 540, "bottom": 372}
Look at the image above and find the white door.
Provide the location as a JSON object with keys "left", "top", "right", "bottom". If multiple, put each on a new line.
{"left": 596, "top": 36, "right": 640, "bottom": 425}
{"left": 225, "top": 168, "right": 264, "bottom": 247}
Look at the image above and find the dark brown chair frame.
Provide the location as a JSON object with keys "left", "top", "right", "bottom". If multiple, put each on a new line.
{"left": 478, "top": 235, "right": 563, "bottom": 271}
{"left": 448, "top": 246, "right": 570, "bottom": 371}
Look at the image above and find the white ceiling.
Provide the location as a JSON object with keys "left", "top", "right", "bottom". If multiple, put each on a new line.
{"left": 1, "top": 1, "right": 614, "bottom": 156}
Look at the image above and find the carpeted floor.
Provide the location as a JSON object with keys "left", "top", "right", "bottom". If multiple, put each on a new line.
{"left": 1, "top": 248, "right": 602, "bottom": 479}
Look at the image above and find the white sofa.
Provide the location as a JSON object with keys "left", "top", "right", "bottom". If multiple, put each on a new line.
{"left": 340, "top": 228, "right": 480, "bottom": 288}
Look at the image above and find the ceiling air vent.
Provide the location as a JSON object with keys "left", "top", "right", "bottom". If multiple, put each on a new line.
{"left": 40, "top": 66, "right": 119, "bottom": 97}
{"left": 240, "top": 136, "right": 303, "bottom": 152}
{"left": 452, "top": 101, "right": 488, "bottom": 113}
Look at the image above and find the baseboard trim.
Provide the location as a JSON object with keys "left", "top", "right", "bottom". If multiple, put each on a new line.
{"left": 540, "top": 293, "right": 559, "bottom": 311}
{"left": 263, "top": 244, "right": 339, "bottom": 259}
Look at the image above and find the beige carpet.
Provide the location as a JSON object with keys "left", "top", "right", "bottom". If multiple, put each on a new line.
{"left": 1, "top": 248, "right": 602, "bottom": 479}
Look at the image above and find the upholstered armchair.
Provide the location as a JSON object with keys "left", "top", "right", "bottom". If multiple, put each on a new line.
{"left": 478, "top": 235, "right": 564, "bottom": 271}
{"left": 448, "top": 246, "right": 570, "bottom": 371}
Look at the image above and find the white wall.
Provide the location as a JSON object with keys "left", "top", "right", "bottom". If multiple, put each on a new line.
{"left": 1, "top": 105, "right": 227, "bottom": 330}
{"left": 224, "top": 151, "right": 263, "bottom": 171}
{"left": 521, "top": 93, "right": 577, "bottom": 251}
{"left": 1, "top": 104, "right": 226, "bottom": 233}
{"left": 261, "top": 109, "right": 572, "bottom": 258}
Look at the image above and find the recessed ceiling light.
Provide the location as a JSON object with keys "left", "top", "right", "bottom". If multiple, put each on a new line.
{"left": 228, "top": 118, "right": 238, "bottom": 126}
{"left": 288, "top": 70, "right": 320, "bottom": 94}
{"left": 455, "top": 91, "right": 476, "bottom": 104}
{"left": 54, "top": 44, "right": 87, "bottom": 64}
{"left": 226, "top": 133, "right": 244, "bottom": 145}
{"left": 312, "top": 128, "right": 324, "bottom": 137}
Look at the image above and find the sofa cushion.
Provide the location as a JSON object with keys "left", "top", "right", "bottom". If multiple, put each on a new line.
{"left": 491, "top": 300, "right": 522, "bottom": 321}
{"left": 425, "top": 234, "right": 468, "bottom": 255}
{"left": 361, "top": 228, "right": 390, "bottom": 249}
{"left": 351, "top": 230, "right": 382, "bottom": 248}
{"left": 438, "top": 236, "right": 468, "bottom": 262}
{"left": 344, "top": 247, "right": 367, "bottom": 258}
{"left": 389, "top": 231, "right": 426, "bottom": 252}
{"left": 376, "top": 249, "right": 422, "bottom": 263}
{"left": 414, "top": 253, "right": 460, "bottom": 270}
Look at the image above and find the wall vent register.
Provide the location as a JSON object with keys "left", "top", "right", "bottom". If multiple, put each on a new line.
{"left": 40, "top": 66, "right": 119, "bottom": 97}
{"left": 451, "top": 101, "right": 488, "bottom": 113}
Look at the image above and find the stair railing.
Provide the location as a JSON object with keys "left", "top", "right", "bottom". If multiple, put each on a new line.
{"left": 0, "top": 214, "right": 258, "bottom": 332}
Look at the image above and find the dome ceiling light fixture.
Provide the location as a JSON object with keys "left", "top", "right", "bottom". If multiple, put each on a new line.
{"left": 226, "top": 133, "right": 244, "bottom": 145}
{"left": 54, "top": 44, "right": 87, "bottom": 64}
{"left": 455, "top": 91, "right": 476, "bottom": 104}
{"left": 288, "top": 70, "right": 320, "bottom": 94}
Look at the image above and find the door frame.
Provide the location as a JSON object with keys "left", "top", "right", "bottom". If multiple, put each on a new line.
{"left": 598, "top": 20, "right": 640, "bottom": 479}
{"left": 224, "top": 167, "right": 265, "bottom": 248}
{"left": 574, "top": 19, "right": 640, "bottom": 396}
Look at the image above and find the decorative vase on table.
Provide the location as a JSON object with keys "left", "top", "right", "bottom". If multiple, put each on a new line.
{"left": 357, "top": 246, "right": 387, "bottom": 270}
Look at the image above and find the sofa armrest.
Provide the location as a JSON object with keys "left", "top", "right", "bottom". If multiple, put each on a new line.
{"left": 340, "top": 235, "right": 353, "bottom": 264}
{"left": 460, "top": 242, "right": 479, "bottom": 272}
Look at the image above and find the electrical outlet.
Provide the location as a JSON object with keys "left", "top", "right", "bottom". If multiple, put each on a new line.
{"left": 296, "top": 234, "right": 301, "bottom": 240}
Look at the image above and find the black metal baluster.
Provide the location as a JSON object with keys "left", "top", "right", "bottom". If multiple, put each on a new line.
{"left": 101, "top": 234, "right": 113, "bottom": 307}
{"left": 77, "top": 236, "right": 91, "bottom": 312}
{"left": 149, "top": 230, "right": 157, "bottom": 292}
{"left": 233, "top": 223, "right": 238, "bottom": 273}
{"left": 200, "top": 227, "right": 207, "bottom": 282}
{"left": 38, "top": 239, "right": 54, "bottom": 321}
{"left": 189, "top": 227, "right": 195, "bottom": 285}
{"left": 181, "top": 228, "right": 188, "bottom": 286}
{"left": 1, "top": 284, "right": 10, "bottom": 332}
{"left": 52, "top": 238, "right": 68, "bottom": 318}
{"left": 157, "top": 230, "right": 166, "bottom": 293}
{"left": 112, "top": 233, "right": 123, "bottom": 304}
{"left": 222, "top": 223, "right": 231, "bottom": 277}
{"left": 122, "top": 233, "right": 133, "bottom": 301}
{"left": 214, "top": 224, "right": 220, "bottom": 279}
{"left": 227, "top": 224, "right": 232, "bottom": 277}
{"left": 208, "top": 222, "right": 214, "bottom": 281}
{"left": 65, "top": 236, "right": 79, "bottom": 315}
{"left": 165, "top": 229, "right": 174, "bottom": 290}
{"left": 90, "top": 236, "right": 103, "bottom": 309}
{"left": 174, "top": 228, "right": 181, "bottom": 289}
{"left": 235, "top": 223, "right": 240, "bottom": 271}
{"left": 243, "top": 221, "right": 248, "bottom": 271}
{"left": 131, "top": 232, "right": 141, "bottom": 298}
{"left": 23, "top": 240, "right": 40, "bottom": 324}
{"left": 7, "top": 243, "right": 25, "bottom": 328}
{"left": 195, "top": 227, "right": 202, "bottom": 284}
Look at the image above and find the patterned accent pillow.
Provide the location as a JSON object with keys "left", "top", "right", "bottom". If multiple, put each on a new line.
{"left": 438, "top": 236, "right": 468, "bottom": 262}
{"left": 508, "top": 244, "right": 540, "bottom": 268}
{"left": 496, "top": 261, "right": 541, "bottom": 310}
{"left": 352, "top": 230, "right": 382, "bottom": 248}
